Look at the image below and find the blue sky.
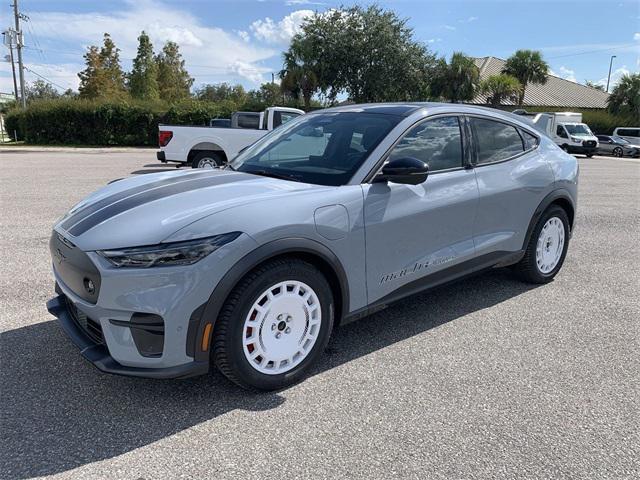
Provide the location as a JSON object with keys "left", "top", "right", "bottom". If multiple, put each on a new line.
{"left": 1, "top": 0, "right": 638, "bottom": 96}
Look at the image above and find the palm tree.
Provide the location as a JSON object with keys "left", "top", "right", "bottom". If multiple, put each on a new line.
{"left": 607, "top": 73, "right": 640, "bottom": 120}
{"left": 279, "top": 46, "right": 318, "bottom": 111}
{"left": 502, "top": 49, "right": 549, "bottom": 105}
{"left": 431, "top": 52, "right": 480, "bottom": 103}
{"left": 479, "top": 74, "right": 522, "bottom": 106}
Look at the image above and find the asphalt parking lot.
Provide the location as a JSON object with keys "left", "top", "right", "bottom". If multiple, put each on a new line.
{"left": 1, "top": 149, "right": 638, "bottom": 479}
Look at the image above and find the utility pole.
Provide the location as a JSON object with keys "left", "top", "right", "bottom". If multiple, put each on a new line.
{"left": 12, "top": 0, "right": 26, "bottom": 107}
{"left": 606, "top": 55, "right": 616, "bottom": 93}
{"left": 2, "top": 30, "right": 19, "bottom": 103}
{"left": 271, "top": 72, "right": 275, "bottom": 84}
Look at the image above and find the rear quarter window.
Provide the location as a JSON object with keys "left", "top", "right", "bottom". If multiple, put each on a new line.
{"left": 470, "top": 117, "right": 524, "bottom": 164}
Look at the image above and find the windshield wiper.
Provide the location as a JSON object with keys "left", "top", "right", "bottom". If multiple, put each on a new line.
{"left": 246, "top": 169, "right": 302, "bottom": 182}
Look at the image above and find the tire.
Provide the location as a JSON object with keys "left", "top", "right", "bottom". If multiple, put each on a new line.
{"left": 213, "top": 258, "right": 334, "bottom": 390}
{"left": 613, "top": 147, "right": 623, "bottom": 158}
{"left": 513, "top": 205, "right": 570, "bottom": 284}
{"left": 191, "top": 151, "right": 223, "bottom": 169}
{"left": 586, "top": 153, "right": 594, "bottom": 158}
{"left": 561, "top": 144, "right": 570, "bottom": 153}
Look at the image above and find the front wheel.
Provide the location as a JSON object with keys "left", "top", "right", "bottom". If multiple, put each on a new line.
{"left": 613, "top": 147, "right": 623, "bottom": 158}
{"left": 586, "top": 153, "right": 594, "bottom": 158}
{"left": 213, "top": 258, "right": 334, "bottom": 390}
{"left": 513, "top": 206, "right": 570, "bottom": 284}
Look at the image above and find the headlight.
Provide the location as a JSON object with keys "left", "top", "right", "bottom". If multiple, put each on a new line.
{"left": 97, "top": 232, "right": 241, "bottom": 268}
{"left": 571, "top": 137, "right": 582, "bottom": 143}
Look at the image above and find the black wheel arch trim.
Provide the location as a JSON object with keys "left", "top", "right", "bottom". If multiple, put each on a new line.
{"left": 522, "top": 189, "right": 575, "bottom": 251}
{"left": 190, "top": 237, "right": 350, "bottom": 362}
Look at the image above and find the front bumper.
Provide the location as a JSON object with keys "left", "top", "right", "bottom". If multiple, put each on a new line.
{"left": 47, "top": 294, "right": 209, "bottom": 379}
{"left": 566, "top": 145, "right": 597, "bottom": 155}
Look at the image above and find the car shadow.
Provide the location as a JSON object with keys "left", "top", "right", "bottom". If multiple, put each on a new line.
{"left": 1, "top": 269, "right": 538, "bottom": 478}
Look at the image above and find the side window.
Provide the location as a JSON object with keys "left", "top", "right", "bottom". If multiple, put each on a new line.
{"left": 237, "top": 114, "right": 259, "bottom": 129}
{"left": 273, "top": 111, "right": 301, "bottom": 128}
{"left": 618, "top": 128, "right": 639, "bottom": 138}
{"left": 471, "top": 117, "right": 524, "bottom": 164}
{"left": 388, "top": 116, "right": 463, "bottom": 172}
{"left": 521, "top": 129, "right": 539, "bottom": 150}
{"left": 556, "top": 125, "right": 568, "bottom": 138}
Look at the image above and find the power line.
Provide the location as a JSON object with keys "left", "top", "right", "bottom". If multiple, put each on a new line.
{"left": 23, "top": 65, "right": 70, "bottom": 90}
{"left": 546, "top": 43, "right": 637, "bottom": 60}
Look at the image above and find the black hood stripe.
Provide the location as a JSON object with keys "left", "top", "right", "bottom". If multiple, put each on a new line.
{"left": 61, "top": 171, "right": 215, "bottom": 231}
{"left": 67, "top": 173, "right": 252, "bottom": 236}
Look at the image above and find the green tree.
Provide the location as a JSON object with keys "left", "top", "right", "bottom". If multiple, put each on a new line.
{"left": 78, "top": 33, "right": 126, "bottom": 99}
{"left": 25, "top": 79, "right": 60, "bottom": 102}
{"left": 585, "top": 80, "right": 605, "bottom": 92}
{"left": 502, "top": 49, "right": 549, "bottom": 105}
{"left": 607, "top": 73, "right": 640, "bottom": 121}
{"left": 280, "top": 41, "right": 318, "bottom": 110}
{"left": 431, "top": 52, "right": 480, "bottom": 103}
{"left": 479, "top": 74, "right": 522, "bottom": 106}
{"left": 284, "top": 5, "right": 437, "bottom": 104}
{"left": 195, "top": 83, "right": 247, "bottom": 104}
{"left": 128, "top": 31, "right": 159, "bottom": 100}
{"left": 156, "top": 41, "right": 193, "bottom": 102}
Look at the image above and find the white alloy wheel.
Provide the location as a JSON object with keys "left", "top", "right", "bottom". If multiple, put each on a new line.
{"left": 535, "top": 216, "right": 566, "bottom": 274}
{"left": 242, "top": 280, "right": 322, "bottom": 375}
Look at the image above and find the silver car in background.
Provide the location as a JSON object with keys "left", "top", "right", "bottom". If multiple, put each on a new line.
{"left": 47, "top": 103, "right": 578, "bottom": 390}
{"left": 596, "top": 135, "right": 640, "bottom": 158}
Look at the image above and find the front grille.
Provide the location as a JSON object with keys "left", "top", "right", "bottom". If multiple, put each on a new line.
{"left": 64, "top": 296, "right": 104, "bottom": 344}
{"left": 583, "top": 140, "right": 596, "bottom": 148}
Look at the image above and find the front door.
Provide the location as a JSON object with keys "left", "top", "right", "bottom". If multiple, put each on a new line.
{"left": 363, "top": 115, "right": 478, "bottom": 304}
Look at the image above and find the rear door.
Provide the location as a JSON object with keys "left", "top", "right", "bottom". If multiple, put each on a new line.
{"left": 363, "top": 115, "right": 478, "bottom": 304}
{"left": 469, "top": 115, "right": 555, "bottom": 256}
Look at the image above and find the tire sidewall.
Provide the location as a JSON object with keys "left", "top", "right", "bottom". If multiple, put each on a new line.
{"left": 530, "top": 206, "right": 570, "bottom": 281}
{"left": 222, "top": 262, "right": 334, "bottom": 390}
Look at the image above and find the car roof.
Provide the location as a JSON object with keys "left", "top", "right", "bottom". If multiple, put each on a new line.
{"left": 316, "top": 102, "right": 437, "bottom": 116}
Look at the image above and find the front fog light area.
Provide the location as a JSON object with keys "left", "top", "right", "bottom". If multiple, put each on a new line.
{"left": 97, "top": 232, "right": 241, "bottom": 268}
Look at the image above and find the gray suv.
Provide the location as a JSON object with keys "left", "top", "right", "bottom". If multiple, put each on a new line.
{"left": 47, "top": 103, "right": 578, "bottom": 390}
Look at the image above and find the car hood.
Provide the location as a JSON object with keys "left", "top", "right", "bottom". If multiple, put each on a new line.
{"left": 55, "top": 169, "right": 322, "bottom": 251}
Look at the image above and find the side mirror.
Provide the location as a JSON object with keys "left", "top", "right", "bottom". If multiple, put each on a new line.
{"left": 374, "top": 157, "right": 429, "bottom": 185}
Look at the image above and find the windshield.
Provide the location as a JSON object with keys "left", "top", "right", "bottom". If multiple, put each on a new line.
{"left": 612, "top": 136, "right": 630, "bottom": 144}
{"left": 229, "top": 112, "right": 401, "bottom": 186}
{"left": 564, "top": 123, "right": 592, "bottom": 136}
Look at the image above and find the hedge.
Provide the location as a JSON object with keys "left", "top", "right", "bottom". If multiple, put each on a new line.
{"left": 4, "top": 98, "right": 239, "bottom": 146}
{"left": 5, "top": 98, "right": 636, "bottom": 145}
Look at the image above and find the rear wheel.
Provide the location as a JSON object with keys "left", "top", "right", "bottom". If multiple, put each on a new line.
{"left": 514, "top": 205, "right": 570, "bottom": 284}
{"left": 192, "top": 151, "right": 223, "bottom": 169}
{"left": 586, "top": 153, "right": 594, "bottom": 158}
{"left": 613, "top": 147, "right": 623, "bottom": 157}
{"left": 213, "top": 258, "right": 334, "bottom": 390}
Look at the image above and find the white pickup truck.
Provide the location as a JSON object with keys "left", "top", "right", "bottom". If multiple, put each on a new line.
{"left": 157, "top": 106, "right": 305, "bottom": 168}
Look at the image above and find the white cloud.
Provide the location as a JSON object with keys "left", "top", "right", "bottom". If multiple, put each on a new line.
{"left": 250, "top": 10, "right": 313, "bottom": 44}
{"left": 20, "top": 0, "right": 278, "bottom": 87}
{"left": 559, "top": 66, "right": 576, "bottom": 83}
{"left": 443, "top": 25, "right": 457, "bottom": 31}
{"left": 427, "top": 38, "right": 442, "bottom": 44}
{"left": 236, "top": 30, "right": 250, "bottom": 42}
{"left": 285, "top": 0, "right": 325, "bottom": 5}
{"left": 459, "top": 16, "right": 478, "bottom": 23}
{"left": 634, "top": 32, "right": 640, "bottom": 41}
{"left": 0, "top": 62, "right": 80, "bottom": 94}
